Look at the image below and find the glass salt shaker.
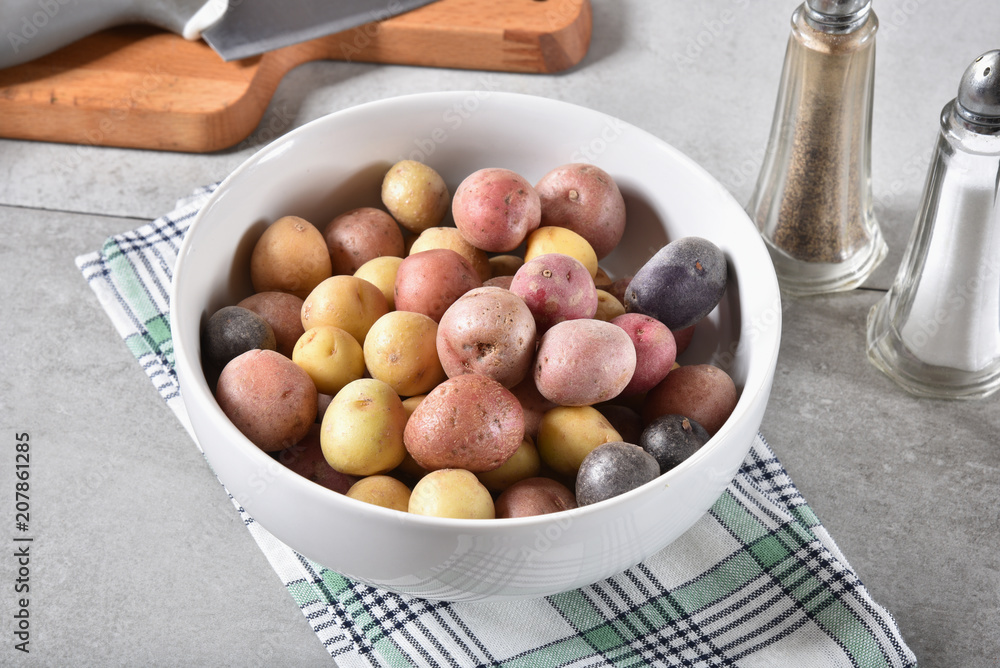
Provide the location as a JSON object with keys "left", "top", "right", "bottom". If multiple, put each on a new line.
{"left": 866, "top": 49, "right": 1000, "bottom": 399}
{"left": 746, "top": 0, "right": 887, "bottom": 296}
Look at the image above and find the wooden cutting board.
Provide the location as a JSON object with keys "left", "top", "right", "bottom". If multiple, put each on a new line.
{"left": 0, "top": 0, "right": 591, "bottom": 153}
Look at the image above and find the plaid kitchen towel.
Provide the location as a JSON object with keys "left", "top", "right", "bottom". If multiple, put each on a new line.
{"left": 76, "top": 186, "right": 917, "bottom": 668}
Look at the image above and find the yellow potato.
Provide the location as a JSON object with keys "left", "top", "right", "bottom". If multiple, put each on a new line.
{"left": 321, "top": 378, "right": 407, "bottom": 476}
{"left": 408, "top": 469, "right": 495, "bottom": 519}
{"left": 409, "top": 226, "right": 491, "bottom": 282}
{"left": 381, "top": 160, "right": 450, "bottom": 234}
{"left": 475, "top": 438, "right": 542, "bottom": 492}
{"left": 363, "top": 311, "right": 446, "bottom": 397}
{"left": 300, "top": 275, "right": 388, "bottom": 345}
{"left": 524, "top": 226, "right": 599, "bottom": 278}
{"left": 594, "top": 289, "right": 626, "bottom": 322}
{"left": 250, "top": 215, "right": 332, "bottom": 299}
{"left": 536, "top": 406, "right": 622, "bottom": 477}
{"left": 346, "top": 475, "right": 411, "bottom": 512}
{"left": 291, "top": 325, "right": 365, "bottom": 396}
{"left": 354, "top": 256, "right": 403, "bottom": 310}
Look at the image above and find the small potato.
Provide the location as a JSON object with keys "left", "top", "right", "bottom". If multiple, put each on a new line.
{"left": 216, "top": 349, "right": 317, "bottom": 452}
{"left": 354, "top": 256, "right": 403, "bottom": 310}
{"left": 475, "top": 438, "right": 542, "bottom": 492}
{"left": 611, "top": 313, "right": 677, "bottom": 396}
{"left": 594, "top": 289, "right": 626, "bottom": 322}
{"left": 534, "top": 319, "right": 636, "bottom": 406}
{"left": 495, "top": 476, "right": 577, "bottom": 518}
{"left": 673, "top": 325, "right": 696, "bottom": 355}
{"left": 409, "top": 226, "right": 491, "bottom": 282}
{"left": 524, "top": 226, "right": 599, "bottom": 278}
{"left": 201, "top": 305, "right": 276, "bottom": 377}
{"left": 321, "top": 378, "right": 407, "bottom": 476}
{"left": 509, "top": 377, "right": 557, "bottom": 441}
{"left": 452, "top": 167, "right": 541, "bottom": 253}
{"left": 535, "top": 163, "right": 627, "bottom": 259}
{"left": 484, "top": 275, "right": 514, "bottom": 290}
{"left": 301, "top": 275, "right": 389, "bottom": 345}
{"left": 237, "top": 291, "right": 305, "bottom": 358}
{"left": 404, "top": 374, "right": 524, "bottom": 472}
{"left": 292, "top": 325, "right": 365, "bottom": 396}
{"left": 436, "top": 286, "right": 537, "bottom": 388}
{"left": 642, "top": 364, "right": 738, "bottom": 435}
{"left": 489, "top": 254, "right": 524, "bottom": 278}
{"left": 324, "top": 207, "right": 404, "bottom": 275}
{"left": 250, "top": 215, "right": 332, "bottom": 299}
{"left": 394, "top": 249, "right": 482, "bottom": 322}
{"left": 509, "top": 253, "right": 597, "bottom": 332}
{"left": 346, "top": 475, "right": 411, "bottom": 512}
{"left": 381, "top": 160, "right": 450, "bottom": 234}
{"left": 596, "top": 404, "right": 644, "bottom": 445}
{"left": 364, "top": 311, "right": 447, "bottom": 397}
{"left": 408, "top": 469, "right": 495, "bottom": 519}
{"left": 536, "top": 405, "right": 622, "bottom": 477}
{"left": 277, "top": 424, "right": 359, "bottom": 493}
{"left": 575, "top": 442, "right": 660, "bottom": 507}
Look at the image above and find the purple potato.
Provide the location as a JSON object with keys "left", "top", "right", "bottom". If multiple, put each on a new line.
{"left": 639, "top": 414, "right": 710, "bottom": 474}
{"left": 575, "top": 441, "right": 660, "bottom": 506}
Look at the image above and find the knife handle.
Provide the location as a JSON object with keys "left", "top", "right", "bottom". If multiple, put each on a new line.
{"left": 0, "top": 0, "right": 222, "bottom": 70}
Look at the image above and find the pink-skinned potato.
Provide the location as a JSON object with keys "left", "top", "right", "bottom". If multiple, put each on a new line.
{"left": 509, "top": 253, "right": 598, "bottom": 332}
{"left": 495, "top": 477, "right": 577, "bottom": 518}
{"left": 323, "top": 207, "right": 405, "bottom": 275}
{"left": 237, "top": 291, "right": 305, "bottom": 359}
{"left": 611, "top": 313, "right": 677, "bottom": 396}
{"left": 534, "top": 319, "right": 636, "bottom": 406}
{"left": 452, "top": 167, "right": 541, "bottom": 253}
{"left": 642, "top": 364, "right": 737, "bottom": 435}
{"left": 394, "top": 248, "right": 483, "bottom": 322}
{"left": 215, "top": 349, "right": 317, "bottom": 452}
{"left": 404, "top": 374, "right": 525, "bottom": 472}
{"left": 535, "top": 163, "right": 626, "bottom": 259}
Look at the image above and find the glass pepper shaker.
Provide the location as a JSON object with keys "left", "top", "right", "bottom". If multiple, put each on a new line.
{"left": 746, "top": 0, "right": 887, "bottom": 296}
{"left": 866, "top": 49, "right": 1000, "bottom": 399}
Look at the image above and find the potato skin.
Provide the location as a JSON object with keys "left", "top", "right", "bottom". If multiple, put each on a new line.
{"left": 452, "top": 167, "right": 542, "bottom": 253}
{"left": 524, "top": 226, "right": 599, "bottom": 279}
{"left": 611, "top": 313, "right": 677, "bottom": 396}
{"left": 408, "top": 469, "right": 495, "bottom": 519}
{"left": 535, "top": 163, "right": 627, "bottom": 259}
{"left": 250, "top": 215, "right": 332, "bottom": 299}
{"left": 409, "top": 226, "right": 491, "bottom": 282}
{"left": 509, "top": 253, "right": 598, "bottom": 332}
{"left": 321, "top": 378, "right": 407, "bottom": 476}
{"left": 394, "top": 248, "right": 482, "bottom": 322}
{"left": 403, "top": 374, "right": 524, "bottom": 472}
{"left": 300, "top": 275, "right": 389, "bottom": 345}
{"left": 292, "top": 325, "right": 365, "bottom": 396}
{"left": 535, "top": 405, "right": 622, "bottom": 477}
{"left": 323, "top": 207, "right": 404, "bottom": 275}
{"left": 533, "top": 319, "right": 636, "bottom": 406}
{"left": 495, "top": 477, "right": 577, "bottom": 518}
{"left": 642, "top": 364, "right": 738, "bottom": 435}
{"left": 381, "top": 160, "right": 450, "bottom": 234}
{"left": 202, "top": 305, "right": 276, "bottom": 377}
{"left": 363, "top": 310, "right": 447, "bottom": 397}
{"left": 237, "top": 291, "right": 305, "bottom": 359}
{"left": 436, "top": 286, "right": 537, "bottom": 388}
{"left": 216, "top": 349, "right": 317, "bottom": 452}
{"left": 354, "top": 256, "right": 403, "bottom": 310}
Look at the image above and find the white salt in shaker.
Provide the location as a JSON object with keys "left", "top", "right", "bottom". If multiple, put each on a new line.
{"left": 866, "top": 49, "right": 1000, "bottom": 399}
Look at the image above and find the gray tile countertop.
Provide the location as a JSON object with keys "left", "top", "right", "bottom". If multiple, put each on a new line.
{"left": 1, "top": 1, "right": 998, "bottom": 666}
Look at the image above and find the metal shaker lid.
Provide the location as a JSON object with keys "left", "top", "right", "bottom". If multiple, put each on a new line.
{"left": 956, "top": 50, "right": 1000, "bottom": 127}
{"left": 805, "top": 0, "right": 872, "bottom": 32}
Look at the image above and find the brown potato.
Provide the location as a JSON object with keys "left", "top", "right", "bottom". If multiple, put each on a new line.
{"left": 215, "top": 349, "right": 317, "bottom": 452}
{"left": 237, "top": 291, "right": 305, "bottom": 358}
{"left": 403, "top": 374, "right": 524, "bottom": 472}
{"left": 250, "top": 216, "right": 332, "bottom": 299}
{"left": 495, "top": 477, "right": 577, "bottom": 518}
{"left": 642, "top": 364, "right": 738, "bottom": 435}
{"left": 323, "top": 207, "right": 404, "bottom": 275}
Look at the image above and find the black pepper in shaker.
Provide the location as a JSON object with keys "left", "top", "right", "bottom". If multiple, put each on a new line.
{"left": 746, "top": 0, "right": 887, "bottom": 296}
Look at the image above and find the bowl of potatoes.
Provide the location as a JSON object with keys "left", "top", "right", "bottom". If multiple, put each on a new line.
{"left": 170, "top": 91, "right": 781, "bottom": 602}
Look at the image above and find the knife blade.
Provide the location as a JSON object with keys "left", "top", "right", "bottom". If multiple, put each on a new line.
{"left": 1, "top": 0, "right": 440, "bottom": 70}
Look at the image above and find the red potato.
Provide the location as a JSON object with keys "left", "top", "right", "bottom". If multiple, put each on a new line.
{"left": 215, "top": 349, "right": 317, "bottom": 452}
{"left": 534, "top": 163, "right": 627, "bottom": 259}
{"left": 436, "top": 286, "right": 537, "bottom": 388}
{"left": 452, "top": 167, "right": 542, "bottom": 253}
{"left": 394, "top": 249, "right": 483, "bottom": 322}
{"left": 534, "top": 319, "right": 636, "bottom": 406}
{"left": 509, "top": 376, "right": 558, "bottom": 440}
{"left": 237, "top": 291, "right": 305, "bottom": 359}
{"left": 611, "top": 313, "right": 677, "bottom": 396}
{"left": 403, "top": 374, "right": 525, "bottom": 472}
{"left": 509, "top": 253, "right": 598, "bottom": 332}
{"left": 323, "top": 207, "right": 405, "bottom": 275}
{"left": 673, "top": 325, "right": 696, "bottom": 355}
{"left": 642, "top": 364, "right": 738, "bottom": 435}
{"left": 495, "top": 477, "right": 577, "bottom": 518}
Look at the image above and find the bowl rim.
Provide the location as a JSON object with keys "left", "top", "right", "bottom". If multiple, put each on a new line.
{"left": 170, "top": 90, "right": 782, "bottom": 532}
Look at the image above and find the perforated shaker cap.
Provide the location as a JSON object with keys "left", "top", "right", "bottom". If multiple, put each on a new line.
{"left": 956, "top": 50, "right": 1000, "bottom": 127}
{"left": 804, "top": 0, "right": 871, "bottom": 31}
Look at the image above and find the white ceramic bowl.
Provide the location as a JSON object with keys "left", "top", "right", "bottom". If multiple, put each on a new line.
{"left": 171, "top": 91, "right": 781, "bottom": 602}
